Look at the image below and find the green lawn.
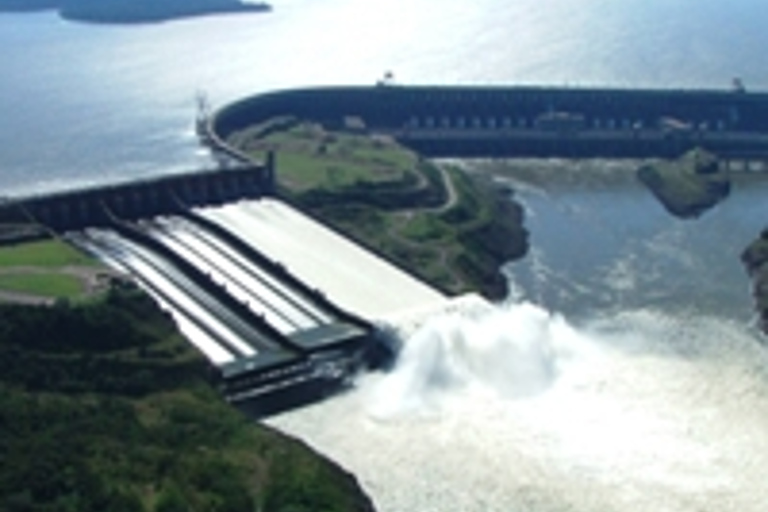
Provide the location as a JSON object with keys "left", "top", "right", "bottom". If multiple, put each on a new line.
{"left": 0, "top": 238, "right": 103, "bottom": 301}
{"left": 0, "top": 272, "right": 86, "bottom": 298}
{"left": 232, "top": 119, "right": 415, "bottom": 194}
{"left": 0, "top": 239, "right": 96, "bottom": 268}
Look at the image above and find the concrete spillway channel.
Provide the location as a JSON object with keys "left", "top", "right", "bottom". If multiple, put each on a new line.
{"left": 71, "top": 231, "right": 235, "bottom": 364}
{"left": 71, "top": 229, "right": 250, "bottom": 363}
{"left": 69, "top": 209, "right": 381, "bottom": 417}
{"left": 71, "top": 224, "right": 304, "bottom": 364}
{"left": 142, "top": 215, "right": 333, "bottom": 334}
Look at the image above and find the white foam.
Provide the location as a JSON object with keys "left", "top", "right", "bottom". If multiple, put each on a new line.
{"left": 268, "top": 302, "right": 768, "bottom": 512}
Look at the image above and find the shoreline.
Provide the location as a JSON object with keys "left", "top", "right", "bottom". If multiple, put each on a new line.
{"left": 0, "top": 0, "right": 271, "bottom": 25}
{"left": 742, "top": 229, "right": 768, "bottom": 335}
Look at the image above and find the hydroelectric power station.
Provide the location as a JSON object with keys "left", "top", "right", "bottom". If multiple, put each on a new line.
{"left": 6, "top": 83, "right": 768, "bottom": 417}
{"left": 214, "top": 84, "right": 768, "bottom": 163}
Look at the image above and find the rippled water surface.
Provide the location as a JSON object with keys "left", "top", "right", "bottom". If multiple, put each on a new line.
{"left": 3, "top": 0, "right": 768, "bottom": 192}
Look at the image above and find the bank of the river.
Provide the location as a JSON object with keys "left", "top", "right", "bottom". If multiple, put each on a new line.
{"left": 742, "top": 228, "right": 768, "bottom": 334}
{"left": 226, "top": 118, "right": 529, "bottom": 300}
{"left": 0, "top": 237, "right": 376, "bottom": 512}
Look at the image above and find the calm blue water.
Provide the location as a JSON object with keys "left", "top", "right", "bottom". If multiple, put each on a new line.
{"left": 2, "top": 0, "right": 768, "bottom": 194}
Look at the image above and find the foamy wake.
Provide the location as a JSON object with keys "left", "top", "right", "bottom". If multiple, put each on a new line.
{"left": 268, "top": 301, "right": 768, "bottom": 512}
{"left": 368, "top": 302, "right": 581, "bottom": 419}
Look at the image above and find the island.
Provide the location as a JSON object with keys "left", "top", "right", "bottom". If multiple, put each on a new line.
{"left": 636, "top": 148, "right": 731, "bottom": 218}
{"left": 0, "top": 0, "right": 270, "bottom": 24}
{"left": 742, "top": 229, "right": 768, "bottom": 335}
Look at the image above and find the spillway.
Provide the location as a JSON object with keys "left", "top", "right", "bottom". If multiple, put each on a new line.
{"left": 142, "top": 217, "right": 324, "bottom": 334}
{"left": 200, "top": 198, "right": 449, "bottom": 322}
{"left": 75, "top": 228, "right": 266, "bottom": 360}
{"left": 70, "top": 196, "right": 453, "bottom": 416}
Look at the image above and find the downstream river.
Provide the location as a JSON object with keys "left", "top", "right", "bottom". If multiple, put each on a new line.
{"left": 3, "top": 1, "right": 768, "bottom": 510}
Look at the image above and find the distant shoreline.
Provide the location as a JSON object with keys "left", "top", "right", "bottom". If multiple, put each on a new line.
{"left": 0, "top": 0, "right": 270, "bottom": 24}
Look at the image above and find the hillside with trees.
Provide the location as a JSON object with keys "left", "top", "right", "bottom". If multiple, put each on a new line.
{"left": 0, "top": 281, "right": 374, "bottom": 512}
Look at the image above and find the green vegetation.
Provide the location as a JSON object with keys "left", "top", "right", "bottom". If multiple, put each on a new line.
{"left": 229, "top": 118, "right": 417, "bottom": 193}
{"left": 636, "top": 148, "right": 731, "bottom": 218}
{"left": 0, "top": 238, "right": 96, "bottom": 268}
{"left": 0, "top": 236, "right": 104, "bottom": 301}
{"left": 742, "top": 228, "right": 768, "bottom": 334}
{"left": 0, "top": 272, "right": 85, "bottom": 298}
{"left": 0, "top": 281, "right": 373, "bottom": 512}
{"left": 228, "top": 118, "right": 528, "bottom": 299}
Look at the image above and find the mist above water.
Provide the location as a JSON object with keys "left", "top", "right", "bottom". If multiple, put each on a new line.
{"left": 270, "top": 299, "right": 768, "bottom": 512}
{"left": 368, "top": 303, "right": 567, "bottom": 419}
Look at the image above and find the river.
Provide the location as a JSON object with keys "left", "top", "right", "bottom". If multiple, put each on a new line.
{"left": 3, "top": 1, "right": 768, "bottom": 510}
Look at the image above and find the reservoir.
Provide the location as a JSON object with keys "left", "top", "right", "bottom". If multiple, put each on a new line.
{"left": 2, "top": 1, "right": 768, "bottom": 510}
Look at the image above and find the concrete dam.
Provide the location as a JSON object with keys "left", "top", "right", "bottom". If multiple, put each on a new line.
{"left": 0, "top": 160, "right": 450, "bottom": 417}
{"left": 212, "top": 84, "right": 768, "bottom": 160}
{"left": 11, "top": 82, "right": 768, "bottom": 416}
{"left": 10, "top": 164, "right": 275, "bottom": 231}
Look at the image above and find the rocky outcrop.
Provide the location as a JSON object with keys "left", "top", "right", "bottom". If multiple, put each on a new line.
{"left": 742, "top": 229, "right": 768, "bottom": 334}
{"left": 637, "top": 149, "right": 731, "bottom": 218}
{"left": 455, "top": 183, "right": 529, "bottom": 301}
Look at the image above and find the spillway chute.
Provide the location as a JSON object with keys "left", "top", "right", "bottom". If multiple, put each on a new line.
{"left": 67, "top": 197, "right": 415, "bottom": 417}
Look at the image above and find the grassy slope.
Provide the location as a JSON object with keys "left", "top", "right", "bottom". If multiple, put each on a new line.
{"left": 229, "top": 119, "right": 528, "bottom": 299}
{"left": 0, "top": 281, "right": 373, "bottom": 512}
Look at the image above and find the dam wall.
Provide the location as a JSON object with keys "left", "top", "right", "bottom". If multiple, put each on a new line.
{"left": 212, "top": 85, "right": 768, "bottom": 159}
{"left": 1, "top": 165, "right": 274, "bottom": 232}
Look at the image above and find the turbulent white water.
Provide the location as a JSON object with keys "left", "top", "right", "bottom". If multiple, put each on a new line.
{"left": 269, "top": 301, "right": 768, "bottom": 512}
{"left": 265, "top": 162, "right": 768, "bottom": 512}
